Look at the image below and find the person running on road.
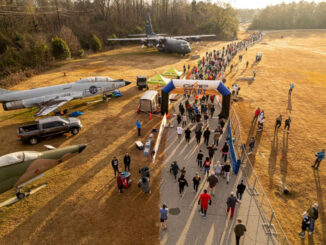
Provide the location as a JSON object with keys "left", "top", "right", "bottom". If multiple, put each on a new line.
{"left": 117, "top": 172, "right": 123, "bottom": 193}
{"left": 234, "top": 219, "right": 247, "bottom": 245}
{"left": 182, "top": 114, "right": 187, "bottom": 127}
{"left": 312, "top": 149, "right": 325, "bottom": 169}
{"left": 123, "top": 153, "right": 131, "bottom": 171}
{"left": 213, "top": 161, "right": 222, "bottom": 176}
{"left": 227, "top": 192, "right": 238, "bottom": 219}
{"left": 207, "top": 144, "right": 217, "bottom": 160}
{"left": 160, "top": 204, "right": 168, "bottom": 230}
{"left": 204, "top": 128, "right": 211, "bottom": 145}
{"left": 207, "top": 173, "right": 218, "bottom": 196}
{"left": 221, "top": 142, "right": 229, "bottom": 163}
{"left": 192, "top": 172, "right": 201, "bottom": 192}
{"left": 197, "top": 150, "right": 204, "bottom": 168}
{"left": 177, "top": 114, "right": 182, "bottom": 125}
{"left": 223, "top": 163, "right": 231, "bottom": 184}
{"left": 195, "top": 130, "right": 202, "bottom": 144}
{"left": 112, "top": 156, "right": 119, "bottom": 177}
{"left": 136, "top": 120, "right": 141, "bottom": 136}
{"left": 210, "top": 105, "right": 215, "bottom": 118}
{"left": 284, "top": 116, "right": 291, "bottom": 132}
{"left": 248, "top": 137, "right": 256, "bottom": 155}
{"left": 178, "top": 174, "right": 188, "bottom": 197}
{"left": 185, "top": 128, "right": 191, "bottom": 143}
{"left": 214, "top": 127, "right": 222, "bottom": 146}
{"left": 275, "top": 115, "right": 282, "bottom": 131}
{"left": 236, "top": 180, "right": 246, "bottom": 200}
{"left": 170, "top": 161, "right": 180, "bottom": 180}
{"left": 198, "top": 189, "right": 212, "bottom": 219}
{"left": 203, "top": 157, "right": 211, "bottom": 177}
{"left": 177, "top": 126, "right": 183, "bottom": 140}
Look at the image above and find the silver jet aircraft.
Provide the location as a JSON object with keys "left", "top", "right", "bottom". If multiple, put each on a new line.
{"left": 0, "top": 77, "right": 131, "bottom": 117}
{"left": 107, "top": 14, "right": 216, "bottom": 55}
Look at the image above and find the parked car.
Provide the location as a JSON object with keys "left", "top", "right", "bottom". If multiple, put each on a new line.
{"left": 17, "top": 116, "right": 82, "bottom": 145}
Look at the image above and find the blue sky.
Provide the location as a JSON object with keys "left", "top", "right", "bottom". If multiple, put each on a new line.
{"left": 223, "top": 0, "right": 323, "bottom": 9}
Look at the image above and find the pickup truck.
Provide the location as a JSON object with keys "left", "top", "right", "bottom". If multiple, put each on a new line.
{"left": 17, "top": 116, "right": 82, "bottom": 145}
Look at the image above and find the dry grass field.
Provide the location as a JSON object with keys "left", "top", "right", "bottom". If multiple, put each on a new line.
{"left": 227, "top": 30, "right": 326, "bottom": 244}
{"left": 0, "top": 42, "right": 223, "bottom": 245}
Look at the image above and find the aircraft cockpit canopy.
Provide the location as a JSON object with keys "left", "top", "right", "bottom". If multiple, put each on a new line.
{"left": 76, "top": 77, "right": 113, "bottom": 83}
{"left": 0, "top": 152, "right": 40, "bottom": 167}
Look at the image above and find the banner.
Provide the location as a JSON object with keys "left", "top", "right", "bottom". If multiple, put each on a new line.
{"left": 227, "top": 120, "right": 239, "bottom": 174}
{"left": 152, "top": 114, "right": 167, "bottom": 163}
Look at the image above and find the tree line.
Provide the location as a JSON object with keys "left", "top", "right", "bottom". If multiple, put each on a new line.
{"left": 0, "top": 0, "right": 239, "bottom": 84}
{"left": 249, "top": 1, "right": 326, "bottom": 30}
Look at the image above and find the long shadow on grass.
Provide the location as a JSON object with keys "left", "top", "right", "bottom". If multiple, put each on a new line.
{"left": 280, "top": 131, "right": 289, "bottom": 185}
{"left": 268, "top": 132, "right": 279, "bottom": 189}
{"left": 313, "top": 170, "right": 326, "bottom": 244}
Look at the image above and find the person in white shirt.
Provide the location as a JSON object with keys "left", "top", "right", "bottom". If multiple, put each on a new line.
{"left": 177, "top": 126, "right": 183, "bottom": 140}
{"left": 213, "top": 161, "right": 222, "bottom": 176}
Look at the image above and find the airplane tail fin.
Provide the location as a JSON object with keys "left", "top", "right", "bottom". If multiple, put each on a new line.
{"left": 0, "top": 88, "right": 12, "bottom": 95}
{"left": 145, "top": 13, "right": 156, "bottom": 36}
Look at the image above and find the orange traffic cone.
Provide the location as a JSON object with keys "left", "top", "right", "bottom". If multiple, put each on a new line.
{"left": 167, "top": 113, "right": 171, "bottom": 119}
{"left": 149, "top": 113, "right": 152, "bottom": 120}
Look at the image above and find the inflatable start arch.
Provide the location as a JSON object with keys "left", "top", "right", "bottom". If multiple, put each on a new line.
{"left": 161, "top": 79, "right": 231, "bottom": 118}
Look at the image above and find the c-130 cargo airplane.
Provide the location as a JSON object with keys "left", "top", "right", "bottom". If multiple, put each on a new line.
{"left": 107, "top": 14, "right": 216, "bottom": 55}
{"left": 0, "top": 77, "right": 131, "bottom": 117}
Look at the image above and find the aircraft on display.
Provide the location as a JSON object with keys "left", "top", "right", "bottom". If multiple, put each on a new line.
{"left": 107, "top": 14, "right": 216, "bottom": 55}
{"left": 0, "top": 77, "right": 131, "bottom": 117}
{"left": 0, "top": 144, "right": 87, "bottom": 204}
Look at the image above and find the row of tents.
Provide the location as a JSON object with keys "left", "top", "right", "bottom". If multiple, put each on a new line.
{"left": 147, "top": 67, "right": 182, "bottom": 85}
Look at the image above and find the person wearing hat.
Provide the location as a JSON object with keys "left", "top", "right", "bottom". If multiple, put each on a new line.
{"left": 307, "top": 203, "right": 319, "bottom": 235}
{"left": 160, "top": 204, "right": 169, "bottom": 230}
{"left": 198, "top": 189, "right": 212, "bottom": 219}
{"left": 226, "top": 192, "right": 238, "bottom": 219}
{"left": 192, "top": 172, "right": 201, "bottom": 192}
{"left": 312, "top": 149, "right": 325, "bottom": 169}
{"left": 234, "top": 219, "right": 247, "bottom": 245}
{"left": 298, "top": 211, "right": 310, "bottom": 238}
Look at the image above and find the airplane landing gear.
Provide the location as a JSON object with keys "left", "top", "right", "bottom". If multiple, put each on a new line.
{"left": 16, "top": 192, "right": 26, "bottom": 200}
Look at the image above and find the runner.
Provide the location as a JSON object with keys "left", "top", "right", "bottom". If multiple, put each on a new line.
{"left": 198, "top": 189, "right": 212, "bottom": 219}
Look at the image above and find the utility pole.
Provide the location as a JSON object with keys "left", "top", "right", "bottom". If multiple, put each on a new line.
{"left": 55, "top": 0, "right": 61, "bottom": 28}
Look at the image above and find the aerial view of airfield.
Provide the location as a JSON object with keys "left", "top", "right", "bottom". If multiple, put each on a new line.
{"left": 0, "top": 0, "right": 326, "bottom": 244}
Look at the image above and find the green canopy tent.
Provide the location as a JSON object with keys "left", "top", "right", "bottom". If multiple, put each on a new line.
{"left": 147, "top": 74, "right": 170, "bottom": 85}
{"left": 162, "top": 67, "right": 183, "bottom": 77}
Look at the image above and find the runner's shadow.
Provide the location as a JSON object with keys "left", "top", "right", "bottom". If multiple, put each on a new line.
{"left": 287, "top": 93, "right": 292, "bottom": 112}
{"left": 280, "top": 131, "right": 289, "bottom": 184}
{"left": 248, "top": 131, "right": 262, "bottom": 167}
{"left": 268, "top": 132, "right": 279, "bottom": 189}
{"left": 313, "top": 170, "right": 326, "bottom": 244}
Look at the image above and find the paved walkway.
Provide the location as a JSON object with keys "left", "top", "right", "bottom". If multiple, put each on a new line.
{"left": 160, "top": 98, "right": 275, "bottom": 245}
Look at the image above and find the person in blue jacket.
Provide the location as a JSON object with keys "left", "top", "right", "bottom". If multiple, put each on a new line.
{"left": 312, "top": 149, "right": 325, "bottom": 169}
{"left": 136, "top": 120, "right": 141, "bottom": 136}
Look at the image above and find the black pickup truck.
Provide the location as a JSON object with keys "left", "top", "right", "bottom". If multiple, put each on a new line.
{"left": 17, "top": 116, "right": 82, "bottom": 145}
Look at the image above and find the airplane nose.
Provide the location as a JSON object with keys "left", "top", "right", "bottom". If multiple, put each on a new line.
{"left": 125, "top": 81, "right": 132, "bottom": 86}
{"left": 78, "top": 144, "right": 87, "bottom": 153}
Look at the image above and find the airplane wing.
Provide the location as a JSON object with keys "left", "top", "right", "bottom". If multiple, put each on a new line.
{"left": 35, "top": 96, "right": 73, "bottom": 117}
{"left": 107, "top": 37, "right": 161, "bottom": 41}
{"left": 172, "top": 34, "right": 216, "bottom": 39}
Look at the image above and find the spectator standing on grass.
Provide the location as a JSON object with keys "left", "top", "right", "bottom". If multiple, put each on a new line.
{"left": 136, "top": 120, "right": 141, "bottom": 136}
{"left": 197, "top": 150, "right": 204, "bottom": 168}
{"left": 227, "top": 192, "right": 238, "bottom": 219}
{"left": 289, "top": 83, "right": 294, "bottom": 95}
{"left": 178, "top": 174, "right": 188, "bottom": 197}
{"left": 195, "top": 130, "right": 202, "bottom": 144}
{"left": 307, "top": 203, "right": 319, "bottom": 235}
{"left": 284, "top": 116, "right": 291, "bottom": 132}
{"left": 112, "top": 156, "right": 119, "bottom": 177}
{"left": 160, "top": 204, "right": 168, "bottom": 230}
{"left": 312, "top": 149, "right": 325, "bottom": 169}
{"left": 203, "top": 157, "right": 211, "bottom": 177}
{"left": 192, "top": 172, "right": 201, "bottom": 192}
{"left": 177, "top": 126, "right": 183, "bottom": 140}
{"left": 248, "top": 137, "right": 256, "bottom": 155}
{"left": 221, "top": 142, "right": 229, "bottom": 163}
{"left": 170, "top": 161, "right": 180, "bottom": 180}
{"left": 275, "top": 115, "right": 282, "bottom": 131}
{"left": 207, "top": 173, "right": 218, "bottom": 196}
{"left": 198, "top": 189, "right": 212, "bottom": 219}
{"left": 234, "top": 219, "right": 247, "bottom": 245}
{"left": 117, "top": 172, "right": 123, "bottom": 193}
{"left": 124, "top": 153, "right": 131, "bottom": 171}
{"left": 185, "top": 128, "right": 191, "bottom": 143}
{"left": 204, "top": 128, "right": 211, "bottom": 145}
{"left": 236, "top": 180, "right": 246, "bottom": 200}
{"left": 223, "top": 163, "right": 231, "bottom": 184}
{"left": 253, "top": 107, "right": 261, "bottom": 122}
{"left": 298, "top": 212, "right": 310, "bottom": 239}
{"left": 138, "top": 177, "right": 150, "bottom": 194}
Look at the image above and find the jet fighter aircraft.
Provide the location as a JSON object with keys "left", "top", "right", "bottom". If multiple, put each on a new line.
{"left": 107, "top": 14, "right": 216, "bottom": 55}
{"left": 0, "top": 144, "right": 87, "bottom": 200}
{"left": 0, "top": 77, "right": 131, "bottom": 117}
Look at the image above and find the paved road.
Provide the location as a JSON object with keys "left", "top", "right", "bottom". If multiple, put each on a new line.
{"left": 159, "top": 98, "right": 276, "bottom": 245}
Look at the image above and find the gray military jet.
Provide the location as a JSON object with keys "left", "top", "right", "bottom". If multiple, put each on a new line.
{"left": 107, "top": 14, "right": 216, "bottom": 55}
{"left": 0, "top": 144, "right": 86, "bottom": 203}
{"left": 0, "top": 77, "right": 131, "bottom": 117}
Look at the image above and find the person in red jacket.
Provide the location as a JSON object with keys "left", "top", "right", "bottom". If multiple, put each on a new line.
{"left": 198, "top": 189, "right": 212, "bottom": 219}
{"left": 253, "top": 107, "right": 261, "bottom": 122}
{"left": 117, "top": 172, "right": 123, "bottom": 193}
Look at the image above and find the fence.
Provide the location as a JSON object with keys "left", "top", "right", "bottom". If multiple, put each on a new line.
{"left": 229, "top": 109, "right": 290, "bottom": 245}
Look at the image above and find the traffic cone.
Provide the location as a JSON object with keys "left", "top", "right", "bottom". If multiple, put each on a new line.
{"left": 149, "top": 113, "right": 152, "bottom": 120}
{"left": 167, "top": 113, "right": 171, "bottom": 119}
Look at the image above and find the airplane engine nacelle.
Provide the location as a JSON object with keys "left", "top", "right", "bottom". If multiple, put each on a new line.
{"left": 193, "top": 37, "right": 201, "bottom": 42}
{"left": 2, "top": 100, "right": 25, "bottom": 111}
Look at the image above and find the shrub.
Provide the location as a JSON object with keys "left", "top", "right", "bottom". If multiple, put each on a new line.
{"left": 90, "top": 34, "right": 102, "bottom": 52}
{"left": 59, "top": 26, "right": 81, "bottom": 57}
{"left": 77, "top": 49, "right": 85, "bottom": 57}
{"left": 51, "top": 37, "right": 71, "bottom": 60}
